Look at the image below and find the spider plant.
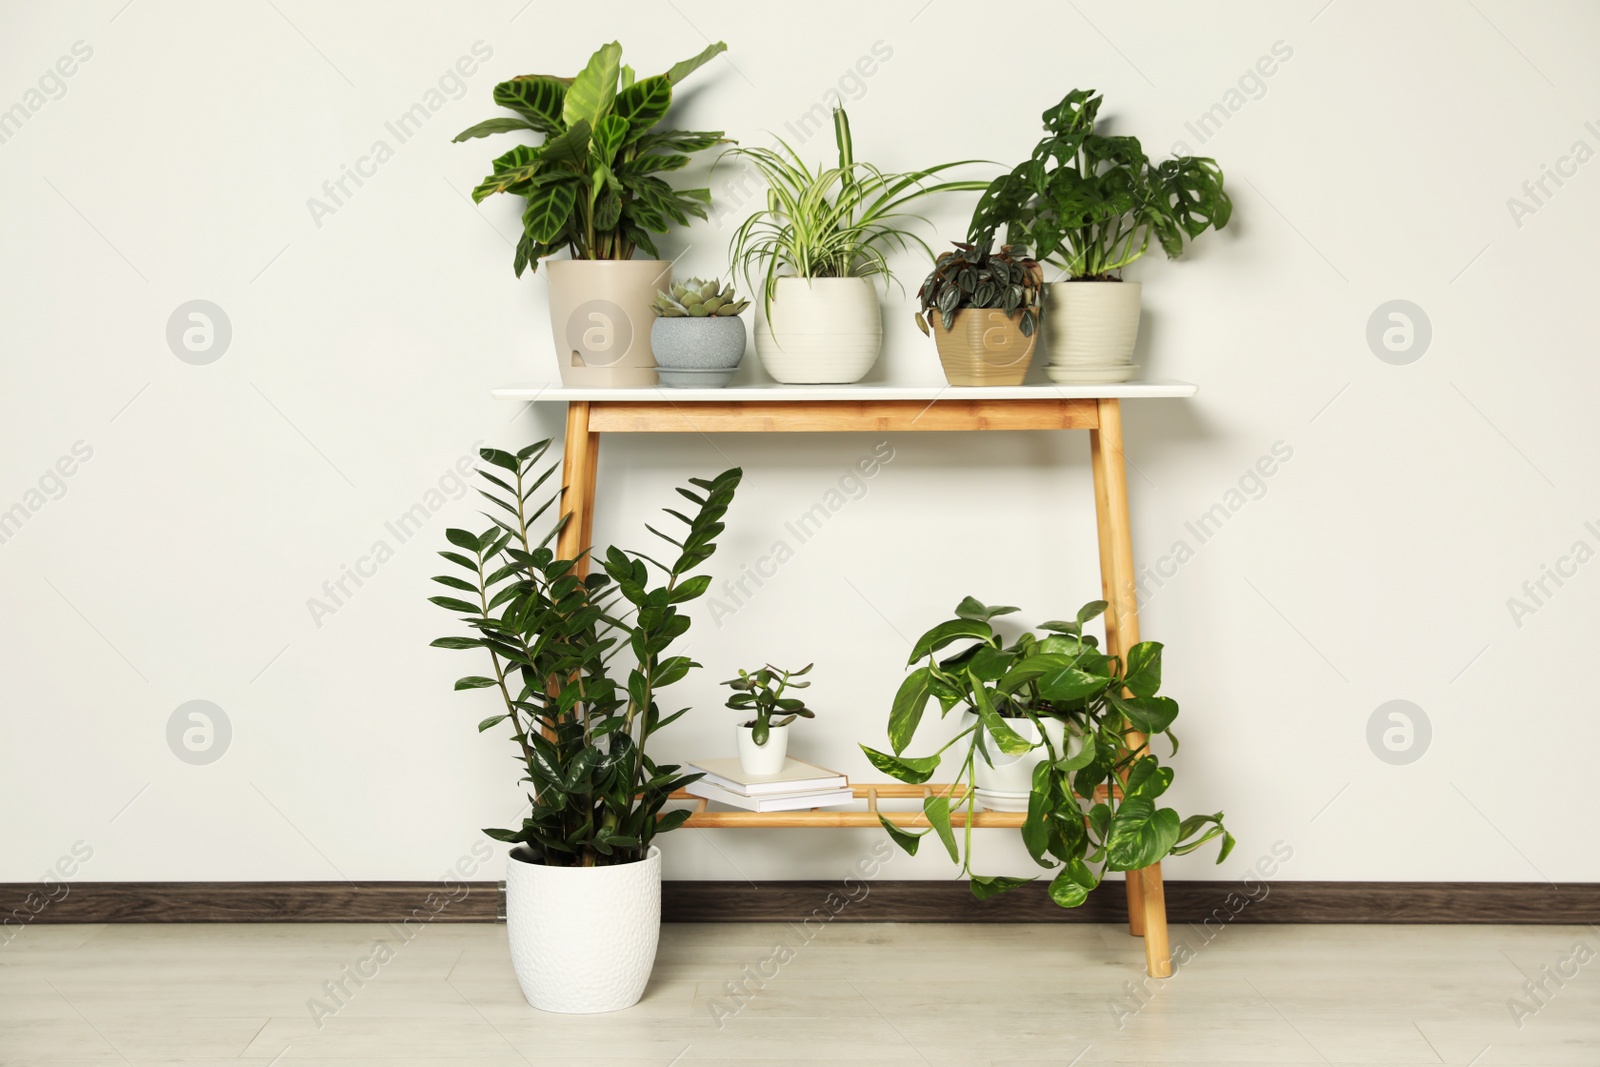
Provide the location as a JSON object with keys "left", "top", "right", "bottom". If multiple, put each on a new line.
{"left": 724, "top": 108, "right": 990, "bottom": 319}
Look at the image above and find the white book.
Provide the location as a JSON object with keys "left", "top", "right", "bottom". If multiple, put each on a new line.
{"left": 686, "top": 780, "right": 856, "bottom": 813}
{"left": 684, "top": 757, "right": 848, "bottom": 796}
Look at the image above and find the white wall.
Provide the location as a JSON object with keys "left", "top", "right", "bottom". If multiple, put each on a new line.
{"left": 3, "top": 0, "right": 1597, "bottom": 887}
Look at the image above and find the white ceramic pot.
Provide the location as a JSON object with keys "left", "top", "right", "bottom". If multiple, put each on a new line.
{"left": 1042, "top": 280, "right": 1141, "bottom": 383}
{"left": 961, "top": 712, "right": 1082, "bottom": 812}
{"left": 736, "top": 722, "right": 789, "bottom": 775}
{"left": 545, "top": 260, "right": 671, "bottom": 388}
{"left": 755, "top": 277, "right": 882, "bottom": 384}
{"left": 504, "top": 845, "right": 661, "bottom": 1014}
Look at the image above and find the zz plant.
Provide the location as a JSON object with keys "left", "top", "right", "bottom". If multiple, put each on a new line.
{"left": 861, "top": 597, "right": 1234, "bottom": 904}
{"left": 722, "top": 663, "right": 815, "bottom": 745}
{"left": 456, "top": 41, "right": 729, "bottom": 276}
{"left": 968, "top": 89, "right": 1232, "bottom": 280}
{"left": 430, "top": 440, "right": 742, "bottom": 867}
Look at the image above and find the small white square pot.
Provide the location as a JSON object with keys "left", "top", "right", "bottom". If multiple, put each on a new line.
{"left": 736, "top": 723, "right": 789, "bottom": 775}
{"left": 504, "top": 845, "right": 661, "bottom": 1014}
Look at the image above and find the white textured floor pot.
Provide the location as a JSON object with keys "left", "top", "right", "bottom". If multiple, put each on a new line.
{"left": 1042, "top": 280, "right": 1141, "bottom": 383}
{"left": 960, "top": 712, "right": 1081, "bottom": 812}
{"left": 736, "top": 722, "right": 789, "bottom": 775}
{"left": 504, "top": 845, "right": 662, "bottom": 1014}
{"left": 649, "top": 315, "right": 747, "bottom": 388}
{"left": 546, "top": 260, "right": 671, "bottom": 388}
{"left": 755, "top": 277, "right": 882, "bottom": 384}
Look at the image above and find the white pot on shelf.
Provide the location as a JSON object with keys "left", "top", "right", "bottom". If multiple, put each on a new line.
{"left": 504, "top": 845, "right": 662, "bottom": 1014}
{"left": 545, "top": 259, "right": 670, "bottom": 388}
{"left": 755, "top": 277, "right": 882, "bottom": 384}
{"left": 1042, "top": 280, "right": 1141, "bottom": 384}
{"left": 960, "top": 712, "right": 1083, "bottom": 812}
{"left": 736, "top": 722, "right": 790, "bottom": 775}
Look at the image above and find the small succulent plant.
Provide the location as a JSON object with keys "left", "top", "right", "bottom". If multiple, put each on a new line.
{"left": 722, "top": 663, "right": 815, "bottom": 745}
{"left": 651, "top": 278, "right": 751, "bottom": 318}
{"left": 915, "top": 241, "right": 1045, "bottom": 336}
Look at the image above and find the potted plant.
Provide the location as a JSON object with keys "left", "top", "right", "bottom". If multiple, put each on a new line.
{"left": 914, "top": 240, "right": 1045, "bottom": 387}
{"left": 860, "top": 597, "right": 1234, "bottom": 906}
{"left": 721, "top": 663, "right": 815, "bottom": 774}
{"left": 725, "top": 108, "right": 989, "bottom": 384}
{"left": 430, "top": 440, "right": 741, "bottom": 1013}
{"left": 649, "top": 278, "right": 750, "bottom": 388}
{"left": 456, "top": 41, "right": 729, "bottom": 387}
{"left": 968, "top": 89, "right": 1232, "bottom": 383}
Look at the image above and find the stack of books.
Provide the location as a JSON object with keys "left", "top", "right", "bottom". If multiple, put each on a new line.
{"left": 684, "top": 758, "right": 853, "bottom": 812}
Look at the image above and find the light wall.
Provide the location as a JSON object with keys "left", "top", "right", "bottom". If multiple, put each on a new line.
{"left": 3, "top": 0, "right": 1597, "bottom": 886}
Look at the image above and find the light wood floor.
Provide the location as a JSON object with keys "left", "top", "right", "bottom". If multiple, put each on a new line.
{"left": 2, "top": 921, "right": 1596, "bottom": 1065}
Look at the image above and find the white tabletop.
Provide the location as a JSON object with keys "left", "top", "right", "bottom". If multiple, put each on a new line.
{"left": 491, "top": 380, "right": 1198, "bottom": 402}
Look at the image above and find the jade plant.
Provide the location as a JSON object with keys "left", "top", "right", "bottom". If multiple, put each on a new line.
{"left": 455, "top": 41, "right": 729, "bottom": 276}
{"left": 914, "top": 240, "right": 1045, "bottom": 336}
{"left": 652, "top": 278, "right": 750, "bottom": 318}
{"left": 722, "top": 663, "right": 815, "bottom": 745}
{"left": 430, "top": 440, "right": 742, "bottom": 867}
{"left": 967, "top": 89, "right": 1232, "bottom": 280}
{"left": 861, "top": 597, "right": 1234, "bottom": 904}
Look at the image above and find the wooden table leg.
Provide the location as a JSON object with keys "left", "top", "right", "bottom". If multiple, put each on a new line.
{"left": 556, "top": 400, "right": 600, "bottom": 576}
{"left": 1090, "top": 397, "right": 1173, "bottom": 979}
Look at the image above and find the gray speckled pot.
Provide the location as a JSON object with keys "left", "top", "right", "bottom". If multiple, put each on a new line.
{"left": 649, "top": 316, "right": 747, "bottom": 372}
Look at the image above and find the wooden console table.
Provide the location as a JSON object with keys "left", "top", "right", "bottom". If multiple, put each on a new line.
{"left": 493, "top": 381, "right": 1197, "bottom": 978}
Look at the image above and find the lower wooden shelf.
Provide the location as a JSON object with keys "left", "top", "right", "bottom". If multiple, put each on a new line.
{"left": 669, "top": 783, "right": 1031, "bottom": 828}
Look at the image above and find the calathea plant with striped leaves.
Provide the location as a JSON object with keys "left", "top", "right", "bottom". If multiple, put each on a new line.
{"left": 455, "top": 41, "right": 729, "bottom": 275}
{"left": 430, "top": 440, "right": 742, "bottom": 867}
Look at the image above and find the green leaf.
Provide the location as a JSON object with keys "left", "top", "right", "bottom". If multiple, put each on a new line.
{"left": 445, "top": 529, "right": 481, "bottom": 552}
{"left": 592, "top": 113, "right": 629, "bottom": 165}
{"left": 888, "top": 667, "right": 933, "bottom": 755}
{"left": 859, "top": 745, "right": 939, "bottom": 785}
{"left": 909, "top": 619, "right": 993, "bottom": 665}
{"left": 477, "top": 714, "right": 509, "bottom": 732}
{"left": 660, "top": 41, "right": 726, "bottom": 85}
{"left": 954, "top": 596, "right": 1019, "bottom": 622}
{"left": 492, "top": 77, "right": 568, "bottom": 134}
{"left": 454, "top": 676, "right": 498, "bottom": 690}
{"left": 523, "top": 179, "right": 579, "bottom": 244}
{"left": 562, "top": 42, "right": 622, "bottom": 130}
{"left": 922, "top": 795, "right": 959, "bottom": 863}
{"left": 1123, "top": 641, "right": 1163, "bottom": 697}
{"left": 429, "top": 596, "right": 481, "bottom": 615}
{"left": 613, "top": 75, "right": 672, "bottom": 138}
{"left": 1035, "top": 663, "right": 1111, "bottom": 703}
{"left": 1109, "top": 692, "right": 1179, "bottom": 734}
{"left": 876, "top": 813, "right": 923, "bottom": 856}
{"left": 430, "top": 636, "right": 483, "bottom": 650}
{"left": 975, "top": 695, "right": 1033, "bottom": 757}
{"left": 1105, "top": 798, "right": 1181, "bottom": 871}
{"left": 969, "top": 875, "right": 1032, "bottom": 901}
{"left": 1124, "top": 756, "right": 1173, "bottom": 799}
{"left": 1077, "top": 600, "right": 1108, "bottom": 626}
{"left": 1048, "top": 867, "right": 1091, "bottom": 908}
{"left": 453, "top": 116, "right": 539, "bottom": 142}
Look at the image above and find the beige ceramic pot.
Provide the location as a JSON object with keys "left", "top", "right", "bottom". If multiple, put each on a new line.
{"left": 929, "top": 308, "right": 1040, "bottom": 386}
{"left": 545, "top": 260, "right": 671, "bottom": 387}
{"left": 1042, "top": 280, "right": 1141, "bottom": 383}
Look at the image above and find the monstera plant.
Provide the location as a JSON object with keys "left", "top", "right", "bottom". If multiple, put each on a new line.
{"left": 860, "top": 597, "right": 1234, "bottom": 906}
{"left": 966, "top": 88, "right": 1233, "bottom": 383}
{"left": 456, "top": 41, "right": 728, "bottom": 273}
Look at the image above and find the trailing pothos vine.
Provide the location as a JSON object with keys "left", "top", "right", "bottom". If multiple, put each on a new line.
{"left": 861, "top": 597, "right": 1233, "bottom": 904}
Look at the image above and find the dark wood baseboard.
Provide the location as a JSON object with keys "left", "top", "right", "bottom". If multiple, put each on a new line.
{"left": 4, "top": 880, "right": 1595, "bottom": 926}
{"left": 0, "top": 882, "right": 502, "bottom": 925}
{"left": 663, "top": 880, "right": 1600, "bottom": 924}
